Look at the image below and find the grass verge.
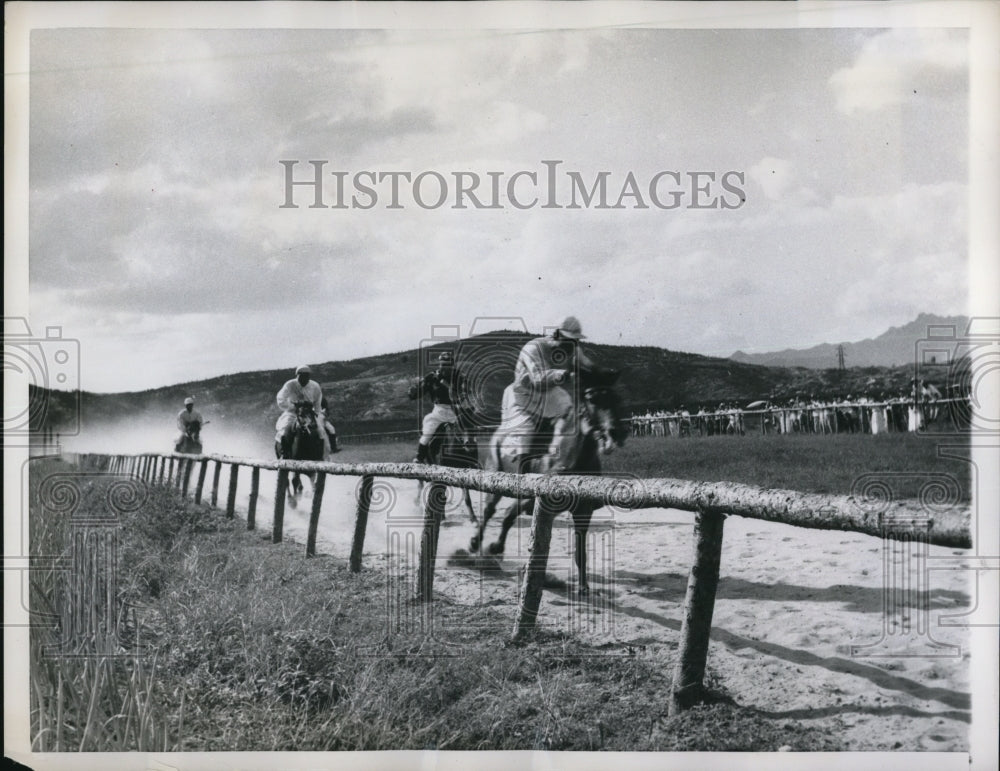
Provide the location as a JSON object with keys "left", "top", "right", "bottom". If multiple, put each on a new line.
{"left": 29, "top": 457, "right": 845, "bottom": 752}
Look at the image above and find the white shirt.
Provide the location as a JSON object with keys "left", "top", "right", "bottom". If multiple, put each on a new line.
{"left": 276, "top": 378, "right": 323, "bottom": 415}
{"left": 177, "top": 408, "right": 203, "bottom": 431}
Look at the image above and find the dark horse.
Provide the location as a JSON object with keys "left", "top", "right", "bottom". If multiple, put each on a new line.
{"left": 417, "top": 421, "right": 480, "bottom": 523}
{"left": 275, "top": 400, "right": 324, "bottom": 508}
{"left": 175, "top": 421, "right": 206, "bottom": 454}
{"left": 469, "top": 370, "right": 627, "bottom": 594}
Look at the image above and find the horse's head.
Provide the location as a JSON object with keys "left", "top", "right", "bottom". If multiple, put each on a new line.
{"left": 581, "top": 368, "right": 626, "bottom": 454}
{"left": 292, "top": 400, "right": 319, "bottom": 431}
{"left": 186, "top": 421, "right": 201, "bottom": 439}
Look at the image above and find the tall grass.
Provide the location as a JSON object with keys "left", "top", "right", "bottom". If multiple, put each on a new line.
{"left": 29, "top": 457, "right": 845, "bottom": 751}
{"left": 28, "top": 459, "right": 189, "bottom": 751}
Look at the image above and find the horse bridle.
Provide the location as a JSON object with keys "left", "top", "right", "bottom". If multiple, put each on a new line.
{"left": 582, "top": 386, "right": 618, "bottom": 446}
{"left": 294, "top": 403, "right": 319, "bottom": 432}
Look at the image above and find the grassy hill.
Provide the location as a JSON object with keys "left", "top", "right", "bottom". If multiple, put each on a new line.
{"left": 30, "top": 330, "right": 943, "bottom": 438}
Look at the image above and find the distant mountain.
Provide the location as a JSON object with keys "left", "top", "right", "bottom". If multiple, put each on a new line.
{"left": 730, "top": 313, "right": 970, "bottom": 369}
{"left": 32, "top": 329, "right": 939, "bottom": 442}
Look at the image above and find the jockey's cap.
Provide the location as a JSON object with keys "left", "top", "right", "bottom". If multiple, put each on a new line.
{"left": 296, "top": 365, "right": 312, "bottom": 375}
{"left": 184, "top": 397, "right": 194, "bottom": 405}
{"left": 557, "top": 316, "right": 586, "bottom": 340}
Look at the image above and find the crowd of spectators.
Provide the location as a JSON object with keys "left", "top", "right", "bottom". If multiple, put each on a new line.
{"left": 629, "top": 380, "right": 970, "bottom": 438}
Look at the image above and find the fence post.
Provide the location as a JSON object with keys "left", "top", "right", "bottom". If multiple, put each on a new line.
{"left": 194, "top": 460, "right": 209, "bottom": 504}
{"left": 669, "top": 509, "right": 726, "bottom": 715}
{"left": 512, "top": 497, "right": 558, "bottom": 641}
{"left": 306, "top": 473, "right": 327, "bottom": 557}
{"left": 225, "top": 464, "right": 240, "bottom": 519}
{"left": 182, "top": 457, "right": 194, "bottom": 497}
{"left": 414, "top": 481, "right": 446, "bottom": 602}
{"left": 175, "top": 458, "right": 186, "bottom": 490}
{"left": 247, "top": 467, "right": 260, "bottom": 530}
{"left": 273, "top": 469, "right": 289, "bottom": 543}
{"left": 210, "top": 461, "right": 222, "bottom": 507}
{"left": 350, "top": 475, "right": 374, "bottom": 572}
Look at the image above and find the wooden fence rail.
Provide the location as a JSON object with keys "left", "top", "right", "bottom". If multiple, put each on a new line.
{"left": 66, "top": 449, "right": 972, "bottom": 714}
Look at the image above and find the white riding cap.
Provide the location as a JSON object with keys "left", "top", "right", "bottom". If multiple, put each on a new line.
{"left": 296, "top": 365, "right": 312, "bottom": 375}
{"left": 558, "top": 316, "right": 586, "bottom": 340}
{"left": 184, "top": 397, "right": 194, "bottom": 405}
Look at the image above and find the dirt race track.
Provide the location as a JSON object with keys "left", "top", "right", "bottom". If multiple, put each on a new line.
{"left": 238, "top": 470, "right": 972, "bottom": 753}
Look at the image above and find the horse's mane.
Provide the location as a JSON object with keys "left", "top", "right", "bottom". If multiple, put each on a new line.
{"left": 580, "top": 367, "right": 620, "bottom": 390}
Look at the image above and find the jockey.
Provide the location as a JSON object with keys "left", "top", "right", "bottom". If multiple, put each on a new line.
{"left": 500, "top": 316, "right": 600, "bottom": 472}
{"left": 409, "top": 350, "right": 466, "bottom": 463}
{"left": 275, "top": 365, "right": 331, "bottom": 456}
{"left": 176, "top": 397, "right": 204, "bottom": 444}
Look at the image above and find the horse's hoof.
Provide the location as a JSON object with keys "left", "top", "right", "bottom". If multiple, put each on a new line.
{"left": 287, "top": 497, "right": 297, "bottom": 509}
{"left": 488, "top": 542, "right": 504, "bottom": 556}
{"left": 469, "top": 536, "right": 481, "bottom": 551}
{"left": 578, "top": 585, "right": 590, "bottom": 597}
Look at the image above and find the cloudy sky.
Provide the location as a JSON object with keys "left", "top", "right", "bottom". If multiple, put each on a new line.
{"left": 25, "top": 18, "right": 973, "bottom": 393}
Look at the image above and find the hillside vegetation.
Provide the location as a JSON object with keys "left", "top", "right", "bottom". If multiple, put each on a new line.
{"left": 32, "top": 330, "right": 948, "bottom": 440}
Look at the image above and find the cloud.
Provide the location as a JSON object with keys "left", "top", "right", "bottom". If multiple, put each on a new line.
{"left": 25, "top": 28, "right": 974, "bottom": 393}
{"left": 829, "top": 29, "right": 967, "bottom": 114}
{"left": 30, "top": 177, "right": 375, "bottom": 314}
{"left": 747, "top": 157, "right": 796, "bottom": 201}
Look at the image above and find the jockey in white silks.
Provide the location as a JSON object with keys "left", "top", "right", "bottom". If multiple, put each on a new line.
{"left": 176, "top": 397, "right": 204, "bottom": 444}
{"left": 275, "top": 365, "right": 331, "bottom": 457}
{"left": 498, "top": 316, "right": 598, "bottom": 472}
{"left": 409, "top": 350, "right": 466, "bottom": 463}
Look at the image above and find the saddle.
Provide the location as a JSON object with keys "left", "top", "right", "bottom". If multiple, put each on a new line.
{"left": 429, "top": 422, "right": 478, "bottom": 468}
{"left": 502, "top": 417, "right": 557, "bottom": 473}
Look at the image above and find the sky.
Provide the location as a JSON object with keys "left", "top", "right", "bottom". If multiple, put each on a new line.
{"left": 25, "top": 21, "right": 974, "bottom": 393}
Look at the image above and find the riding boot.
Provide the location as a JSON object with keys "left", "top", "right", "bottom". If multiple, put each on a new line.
{"left": 414, "top": 442, "right": 429, "bottom": 464}
{"left": 328, "top": 431, "right": 340, "bottom": 453}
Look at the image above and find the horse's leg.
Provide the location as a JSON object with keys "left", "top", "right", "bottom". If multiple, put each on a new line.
{"left": 287, "top": 472, "right": 299, "bottom": 509}
{"left": 463, "top": 488, "right": 477, "bottom": 525}
{"left": 572, "top": 504, "right": 595, "bottom": 595}
{"left": 489, "top": 497, "right": 532, "bottom": 555}
{"left": 471, "top": 492, "right": 500, "bottom": 552}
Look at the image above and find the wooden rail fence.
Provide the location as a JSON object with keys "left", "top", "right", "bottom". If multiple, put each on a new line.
{"left": 68, "top": 450, "right": 971, "bottom": 715}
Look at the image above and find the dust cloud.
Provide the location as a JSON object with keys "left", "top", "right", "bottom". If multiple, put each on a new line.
{"left": 61, "top": 417, "right": 275, "bottom": 460}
